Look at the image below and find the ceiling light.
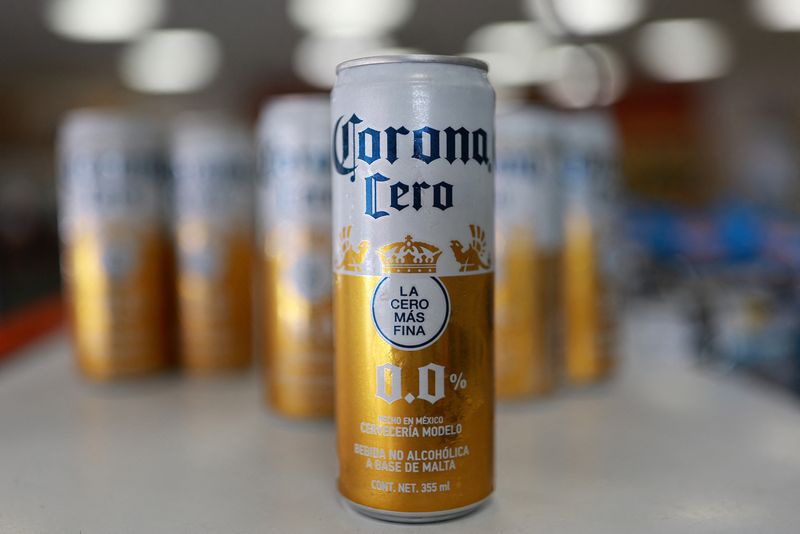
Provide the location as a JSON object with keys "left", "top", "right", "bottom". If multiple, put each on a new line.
{"left": 464, "top": 21, "right": 555, "bottom": 87}
{"left": 524, "top": 0, "right": 646, "bottom": 36}
{"left": 542, "top": 44, "right": 602, "bottom": 108}
{"left": 750, "top": 0, "right": 800, "bottom": 31}
{"left": 293, "top": 34, "right": 395, "bottom": 88}
{"left": 44, "top": 0, "right": 165, "bottom": 42}
{"left": 119, "top": 30, "right": 222, "bottom": 94}
{"left": 288, "top": 0, "right": 415, "bottom": 37}
{"left": 636, "top": 19, "right": 732, "bottom": 82}
{"left": 585, "top": 44, "right": 628, "bottom": 105}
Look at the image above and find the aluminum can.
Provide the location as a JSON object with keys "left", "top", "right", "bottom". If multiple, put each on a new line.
{"left": 332, "top": 55, "right": 495, "bottom": 522}
{"left": 57, "top": 110, "right": 171, "bottom": 379}
{"left": 558, "top": 111, "right": 621, "bottom": 385}
{"left": 171, "top": 113, "right": 255, "bottom": 373}
{"left": 495, "top": 105, "right": 561, "bottom": 399}
{"left": 257, "top": 95, "right": 333, "bottom": 417}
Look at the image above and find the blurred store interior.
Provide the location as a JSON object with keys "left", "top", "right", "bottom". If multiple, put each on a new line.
{"left": 2, "top": 1, "right": 800, "bottom": 532}
{"left": 3, "top": 0, "right": 800, "bottom": 396}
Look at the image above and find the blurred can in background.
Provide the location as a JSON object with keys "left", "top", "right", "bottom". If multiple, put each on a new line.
{"left": 495, "top": 105, "right": 561, "bottom": 399}
{"left": 257, "top": 95, "right": 333, "bottom": 418}
{"left": 171, "top": 114, "right": 255, "bottom": 373}
{"left": 332, "top": 56, "right": 494, "bottom": 522}
{"left": 57, "top": 110, "right": 172, "bottom": 379}
{"left": 558, "top": 111, "right": 622, "bottom": 385}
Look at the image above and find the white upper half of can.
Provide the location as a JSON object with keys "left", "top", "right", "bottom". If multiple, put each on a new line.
{"left": 495, "top": 104, "right": 562, "bottom": 251}
{"left": 331, "top": 57, "right": 495, "bottom": 277}
{"left": 171, "top": 112, "right": 253, "bottom": 159}
{"left": 556, "top": 110, "right": 620, "bottom": 155}
{"left": 170, "top": 112, "right": 255, "bottom": 229}
{"left": 58, "top": 109, "right": 164, "bottom": 155}
{"left": 556, "top": 110, "right": 625, "bottom": 280}
{"left": 57, "top": 109, "right": 166, "bottom": 238}
{"left": 256, "top": 94, "right": 332, "bottom": 234}
{"left": 555, "top": 110, "right": 621, "bottom": 220}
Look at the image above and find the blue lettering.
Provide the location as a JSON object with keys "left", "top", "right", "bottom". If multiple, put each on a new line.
{"left": 333, "top": 116, "right": 491, "bottom": 172}
{"left": 365, "top": 172, "right": 390, "bottom": 219}
{"left": 358, "top": 127, "right": 381, "bottom": 164}
{"left": 412, "top": 127, "right": 440, "bottom": 164}
{"left": 412, "top": 181, "right": 430, "bottom": 210}
{"left": 385, "top": 127, "right": 409, "bottom": 164}
{"left": 444, "top": 127, "right": 470, "bottom": 164}
{"left": 390, "top": 181, "right": 409, "bottom": 211}
{"left": 333, "top": 113, "right": 363, "bottom": 182}
{"left": 472, "top": 129, "right": 489, "bottom": 167}
{"left": 433, "top": 181, "right": 453, "bottom": 210}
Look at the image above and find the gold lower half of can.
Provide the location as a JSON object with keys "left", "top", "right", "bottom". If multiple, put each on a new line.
{"left": 335, "top": 273, "right": 494, "bottom": 515}
{"left": 65, "top": 231, "right": 173, "bottom": 380}
{"left": 495, "top": 235, "right": 559, "bottom": 399}
{"left": 563, "top": 214, "right": 615, "bottom": 385}
{"left": 178, "top": 235, "right": 253, "bottom": 373}
{"left": 262, "top": 255, "right": 333, "bottom": 418}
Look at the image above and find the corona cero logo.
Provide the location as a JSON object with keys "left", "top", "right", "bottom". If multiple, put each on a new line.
{"left": 332, "top": 114, "right": 491, "bottom": 219}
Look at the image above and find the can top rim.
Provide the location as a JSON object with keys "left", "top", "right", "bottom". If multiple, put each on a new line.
{"left": 336, "top": 54, "right": 488, "bottom": 74}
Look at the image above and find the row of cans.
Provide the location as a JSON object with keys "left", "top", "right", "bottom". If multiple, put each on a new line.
{"left": 58, "top": 111, "right": 256, "bottom": 378}
{"left": 56, "top": 55, "right": 621, "bottom": 522}
{"left": 495, "top": 103, "right": 622, "bottom": 396}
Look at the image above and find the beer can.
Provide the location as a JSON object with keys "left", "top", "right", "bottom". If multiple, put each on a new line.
{"left": 558, "top": 111, "right": 621, "bottom": 385}
{"left": 332, "top": 56, "right": 495, "bottom": 522}
{"left": 171, "top": 113, "right": 255, "bottom": 373}
{"left": 494, "top": 105, "right": 561, "bottom": 399}
{"left": 57, "top": 110, "right": 171, "bottom": 379}
{"left": 257, "top": 95, "right": 334, "bottom": 418}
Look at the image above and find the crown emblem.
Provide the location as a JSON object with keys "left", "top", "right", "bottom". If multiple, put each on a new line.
{"left": 377, "top": 235, "right": 442, "bottom": 274}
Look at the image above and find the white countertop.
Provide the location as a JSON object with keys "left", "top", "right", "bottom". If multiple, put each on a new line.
{"left": 1, "top": 302, "right": 799, "bottom": 533}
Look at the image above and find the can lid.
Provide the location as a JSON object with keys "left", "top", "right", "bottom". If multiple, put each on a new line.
{"left": 336, "top": 54, "right": 488, "bottom": 74}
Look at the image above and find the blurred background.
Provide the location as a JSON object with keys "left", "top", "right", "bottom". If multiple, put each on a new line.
{"left": 2, "top": 0, "right": 800, "bottom": 396}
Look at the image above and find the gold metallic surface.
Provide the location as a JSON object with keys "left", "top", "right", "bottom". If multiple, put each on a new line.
{"left": 66, "top": 228, "right": 172, "bottom": 380}
{"left": 495, "top": 230, "right": 558, "bottom": 399}
{"left": 335, "top": 273, "right": 494, "bottom": 514}
{"left": 263, "top": 230, "right": 333, "bottom": 418}
{"left": 562, "top": 213, "right": 615, "bottom": 385}
{"left": 177, "top": 225, "right": 253, "bottom": 373}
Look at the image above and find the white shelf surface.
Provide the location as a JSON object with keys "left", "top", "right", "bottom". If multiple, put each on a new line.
{"left": 1, "top": 302, "right": 799, "bottom": 533}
